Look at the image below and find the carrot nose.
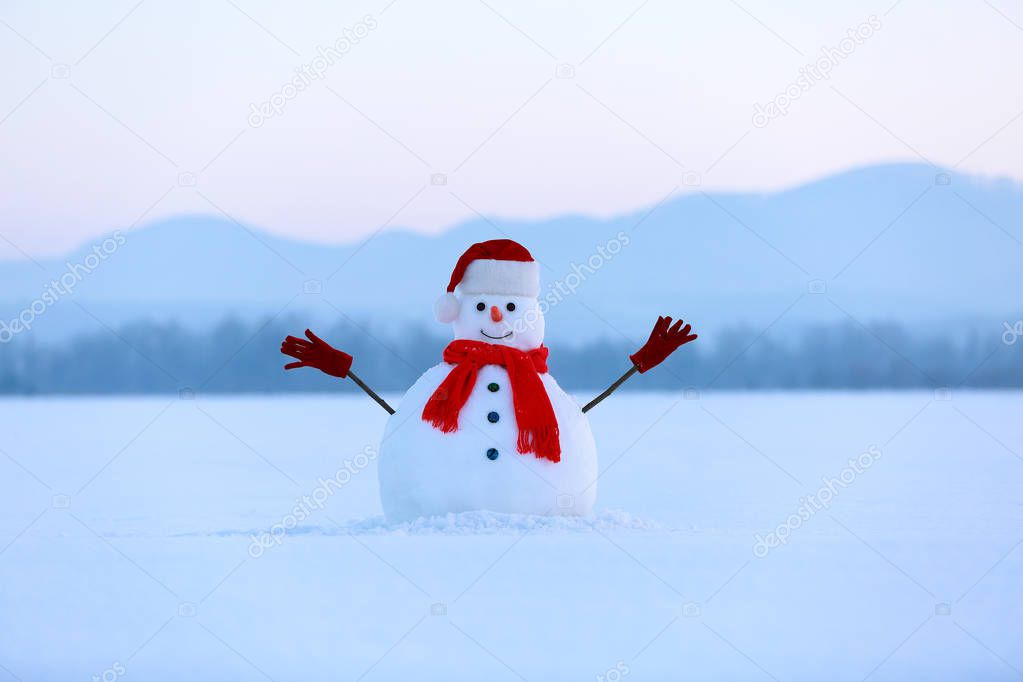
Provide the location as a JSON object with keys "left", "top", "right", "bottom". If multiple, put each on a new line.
{"left": 490, "top": 305, "right": 503, "bottom": 322}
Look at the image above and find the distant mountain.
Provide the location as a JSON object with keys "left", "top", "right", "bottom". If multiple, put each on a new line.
{"left": 2, "top": 163, "right": 1021, "bottom": 345}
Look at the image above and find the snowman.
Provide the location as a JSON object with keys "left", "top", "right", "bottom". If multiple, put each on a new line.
{"left": 281, "top": 239, "right": 697, "bottom": 521}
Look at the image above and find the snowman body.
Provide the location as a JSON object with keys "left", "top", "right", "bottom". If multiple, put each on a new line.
{"left": 378, "top": 363, "right": 598, "bottom": 521}
{"left": 374, "top": 241, "right": 602, "bottom": 522}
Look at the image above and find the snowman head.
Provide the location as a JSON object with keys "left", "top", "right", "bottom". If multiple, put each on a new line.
{"left": 434, "top": 239, "right": 545, "bottom": 351}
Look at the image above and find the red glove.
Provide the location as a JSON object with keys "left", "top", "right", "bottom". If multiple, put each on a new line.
{"left": 630, "top": 316, "right": 697, "bottom": 373}
{"left": 281, "top": 329, "right": 353, "bottom": 378}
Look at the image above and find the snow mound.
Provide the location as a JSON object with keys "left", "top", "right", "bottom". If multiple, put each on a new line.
{"left": 339, "top": 508, "right": 670, "bottom": 535}
{"left": 165, "top": 509, "right": 669, "bottom": 539}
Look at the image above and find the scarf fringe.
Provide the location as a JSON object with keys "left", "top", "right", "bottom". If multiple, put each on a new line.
{"left": 517, "top": 425, "right": 561, "bottom": 463}
{"left": 423, "top": 409, "right": 459, "bottom": 433}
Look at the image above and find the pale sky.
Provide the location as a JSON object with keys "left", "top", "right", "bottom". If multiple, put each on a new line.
{"left": 1, "top": 0, "right": 1021, "bottom": 257}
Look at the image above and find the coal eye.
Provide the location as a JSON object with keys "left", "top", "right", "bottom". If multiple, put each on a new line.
{"left": 506, "top": 302, "right": 516, "bottom": 312}
{"left": 476, "top": 302, "right": 486, "bottom": 311}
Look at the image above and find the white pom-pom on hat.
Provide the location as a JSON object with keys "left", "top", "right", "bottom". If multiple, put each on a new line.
{"left": 434, "top": 292, "right": 461, "bottom": 323}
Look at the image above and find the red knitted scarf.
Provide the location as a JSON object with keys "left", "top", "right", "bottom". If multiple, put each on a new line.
{"left": 421, "top": 340, "right": 561, "bottom": 463}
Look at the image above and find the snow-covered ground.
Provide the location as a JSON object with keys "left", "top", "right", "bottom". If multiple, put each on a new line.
{"left": 1, "top": 391, "right": 1021, "bottom": 681}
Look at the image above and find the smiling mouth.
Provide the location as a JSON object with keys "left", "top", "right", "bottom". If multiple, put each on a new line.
{"left": 480, "top": 329, "right": 513, "bottom": 340}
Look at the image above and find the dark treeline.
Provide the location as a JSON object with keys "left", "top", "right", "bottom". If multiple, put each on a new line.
{"left": 0, "top": 315, "right": 1019, "bottom": 395}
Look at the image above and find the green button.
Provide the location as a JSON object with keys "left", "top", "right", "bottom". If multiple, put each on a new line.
{"left": 487, "top": 382, "right": 499, "bottom": 392}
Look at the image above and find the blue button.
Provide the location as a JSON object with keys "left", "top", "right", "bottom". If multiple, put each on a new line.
{"left": 486, "top": 448, "right": 499, "bottom": 460}
{"left": 487, "top": 411, "right": 499, "bottom": 423}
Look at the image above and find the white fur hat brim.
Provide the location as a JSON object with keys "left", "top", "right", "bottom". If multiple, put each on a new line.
{"left": 457, "top": 259, "right": 540, "bottom": 298}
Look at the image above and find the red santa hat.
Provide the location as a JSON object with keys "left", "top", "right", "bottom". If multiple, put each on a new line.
{"left": 434, "top": 239, "right": 540, "bottom": 322}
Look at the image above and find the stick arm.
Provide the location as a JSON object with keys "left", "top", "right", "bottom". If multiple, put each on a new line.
{"left": 581, "top": 364, "right": 639, "bottom": 413}
{"left": 281, "top": 329, "right": 395, "bottom": 415}
{"left": 581, "top": 314, "right": 699, "bottom": 413}
{"left": 347, "top": 370, "right": 395, "bottom": 415}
